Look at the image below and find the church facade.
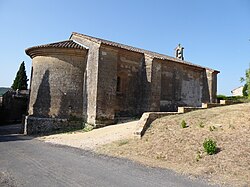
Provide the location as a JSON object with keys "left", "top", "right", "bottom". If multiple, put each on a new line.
{"left": 25, "top": 32, "right": 219, "bottom": 134}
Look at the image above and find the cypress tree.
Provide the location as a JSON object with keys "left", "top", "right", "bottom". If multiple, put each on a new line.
{"left": 11, "top": 61, "right": 28, "bottom": 90}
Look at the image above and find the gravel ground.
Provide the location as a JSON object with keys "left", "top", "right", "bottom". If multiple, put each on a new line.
{"left": 38, "top": 120, "right": 139, "bottom": 150}
{"left": 0, "top": 171, "right": 16, "bottom": 187}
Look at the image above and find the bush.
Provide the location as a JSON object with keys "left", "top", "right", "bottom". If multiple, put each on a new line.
{"left": 181, "top": 120, "right": 187, "bottom": 128}
{"left": 203, "top": 139, "right": 217, "bottom": 155}
{"left": 217, "top": 94, "right": 227, "bottom": 100}
{"left": 243, "top": 84, "right": 248, "bottom": 96}
{"left": 217, "top": 95, "right": 249, "bottom": 103}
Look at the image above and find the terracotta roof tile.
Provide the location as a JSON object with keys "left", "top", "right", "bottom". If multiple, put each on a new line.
{"left": 25, "top": 40, "right": 85, "bottom": 54}
{"left": 71, "top": 32, "right": 219, "bottom": 73}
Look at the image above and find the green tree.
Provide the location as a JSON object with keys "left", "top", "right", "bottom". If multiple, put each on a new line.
{"left": 240, "top": 65, "right": 250, "bottom": 99}
{"left": 11, "top": 61, "right": 28, "bottom": 90}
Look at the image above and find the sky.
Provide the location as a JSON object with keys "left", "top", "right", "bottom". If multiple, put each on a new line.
{"left": 0, "top": 0, "right": 250, "bottom": 95}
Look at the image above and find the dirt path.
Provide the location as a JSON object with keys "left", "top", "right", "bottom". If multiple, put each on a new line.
{"left": 38, "top": 120, "right": 139, "bottom": 150}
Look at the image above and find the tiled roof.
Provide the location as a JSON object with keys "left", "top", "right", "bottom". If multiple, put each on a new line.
{"left": 71, "top": 32, "right": 219, "bottom": 72}
{"left": 25, "top": 40, "right": 86, "bottom": 55}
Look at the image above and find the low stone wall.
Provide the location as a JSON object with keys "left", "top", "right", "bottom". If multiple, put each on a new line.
{"left": 177, "top": 107, "right": 203, "bottom": 113}
{"left": 201, "top": 103, "right": 221, "bottom": 108}
{"left": 134, "top": 112, "right": 179, "bottom": 137}
{"left": 24, "top": 116, "right": 83, "bottom": 135}
{"left": 135, "top": 101, "right": 237, "bottom": 138}
{"left": 219, "top": 100, "right": 234, "bottom": 105}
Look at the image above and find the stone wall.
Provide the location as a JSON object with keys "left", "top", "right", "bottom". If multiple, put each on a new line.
{"left": 70, "top": 33, "right": 219, "bottom": 127}
{"left": 28, "top": 48, "right": 87, "bottom": 120}
{"left": 206, "top": 69, "right": 218, "bottom": 103}
{"left": 115, "top": 47, "right": 143, "bottom": 117}
{"left": 160, "top": 60, "right": 210, "bottom": 111}
{"left": 24, "top": 116, "right": 83, "bottom": 135}
{"left": 95, "top": 45, "right": 118, "bottom": 125}
{"left": 140, "top": 57, "right": 162, "bottom": 112}
{"left": 70, "top": 34, "right": 101, "bottom": 125}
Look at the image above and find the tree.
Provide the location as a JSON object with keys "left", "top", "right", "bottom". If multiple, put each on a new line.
{"left": 240, "top": 65, "right": 250, "bottom": 99}
{"left": 11, "top": 61, "right": 28, "bottom": 90}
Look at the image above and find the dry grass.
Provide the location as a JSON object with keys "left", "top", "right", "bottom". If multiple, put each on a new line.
{"left": 97, "top": 103, "right": 250, "bottom": 187}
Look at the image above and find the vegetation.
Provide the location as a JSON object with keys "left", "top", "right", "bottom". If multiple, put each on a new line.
{"left": 217, "top": 94, "right": 248, "bottom": 103}
{"left": 216, "top": 94, "right": 227, "bottom": 100}
{"left": 98, "top": 103, "right": 250, "bottom": 186}
{"left": 242, "top": 84, "right": 248, "bottom": 97}
{"left": 203, "top": 138, "right": 217, "bottom": 155}
{"left": 181, "top": 120, "right": 187, "bottom": 128}
{"left": 240, "top": 66, "right": 250, "bottom": 99}
{"left": 117, "top": 139, "right": 129, "bottom": 146}
{"left": 198, "top": 122, "right": 204, "bottom": 128}
{"left": 82, "top": 123, "right": 94, "bottom": 132}
{"left": 209, "top": 126, "right": 217, "bottom": 131}
{"left": 11, "top": 61, "right": 28, "bottom": 90}
{"left": 195, "top": 151, "right": 202, "bottom": 162}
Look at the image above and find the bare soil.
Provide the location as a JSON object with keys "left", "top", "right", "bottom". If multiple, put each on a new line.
{"left": 97, "top": 103, "right": 250, "bottom": 187}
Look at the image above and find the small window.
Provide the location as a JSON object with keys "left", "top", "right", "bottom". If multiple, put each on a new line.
{"left": 116, "top": 76, "right": 121, "bottom": 92}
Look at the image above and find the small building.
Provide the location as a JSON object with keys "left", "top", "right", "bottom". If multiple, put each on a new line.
{"left": 231, "top": 86, "right": 244, "bottom": 96}
{"left": 0, "top": 90, "right": 29, "bottom": 124}
{"left": 25, "top": 32, "right": 219, "bottom": 134}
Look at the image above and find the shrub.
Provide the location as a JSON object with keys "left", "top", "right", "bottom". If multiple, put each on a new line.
{"left": 199, "top": 122, "right": 204, "bottom": 128}
{"left": 82, "top": 123, "right": 93, "bottom": 132}
{"left": 217, "top": 95, "right": 248, "bottom": 103}
{"left": 181, "top": 120, "right": 187, "bottom": 128}
{"left": 196, "top": 151, "right": 202, "bottom": 162}
{"left": 243, "top": 84, "right": 248, "bottom": 97}
{"left": 203, "top": 139, "right": 217, "bottom": 155}
{"left": 217, "top": 94, "right": 227, "bottom": 100}
{"left": 209, "top": 126, "right": 217, "bottom": 131}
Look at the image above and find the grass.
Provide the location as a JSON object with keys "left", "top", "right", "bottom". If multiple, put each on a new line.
{"left": 52, "top": 122, "right": 93, "bottom": 135}
{"left": 117, "top": 139, "right": 129, "bottom": 146}
{"left": 97, "top": 103, "right": 250, "bottom": 187}
{"left": 82, "top": 123, "right": 94, "bottom": 132}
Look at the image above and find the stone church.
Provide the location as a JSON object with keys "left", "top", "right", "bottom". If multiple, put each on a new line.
{"left": 25, "top": 32, "right": 219, "bottom": 134}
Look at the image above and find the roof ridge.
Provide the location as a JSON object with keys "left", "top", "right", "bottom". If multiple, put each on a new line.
{"left": 72, "top": 32, "right": 219, "bottom": 73}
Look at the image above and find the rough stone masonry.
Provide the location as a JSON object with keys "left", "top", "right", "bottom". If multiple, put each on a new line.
{"left": 24, "top": 32, "right": 219, "bottom": 134}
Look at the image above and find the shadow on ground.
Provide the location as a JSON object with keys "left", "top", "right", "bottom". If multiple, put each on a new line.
{"left": 0, "top": 124, "right": 32, "bottom": 142}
